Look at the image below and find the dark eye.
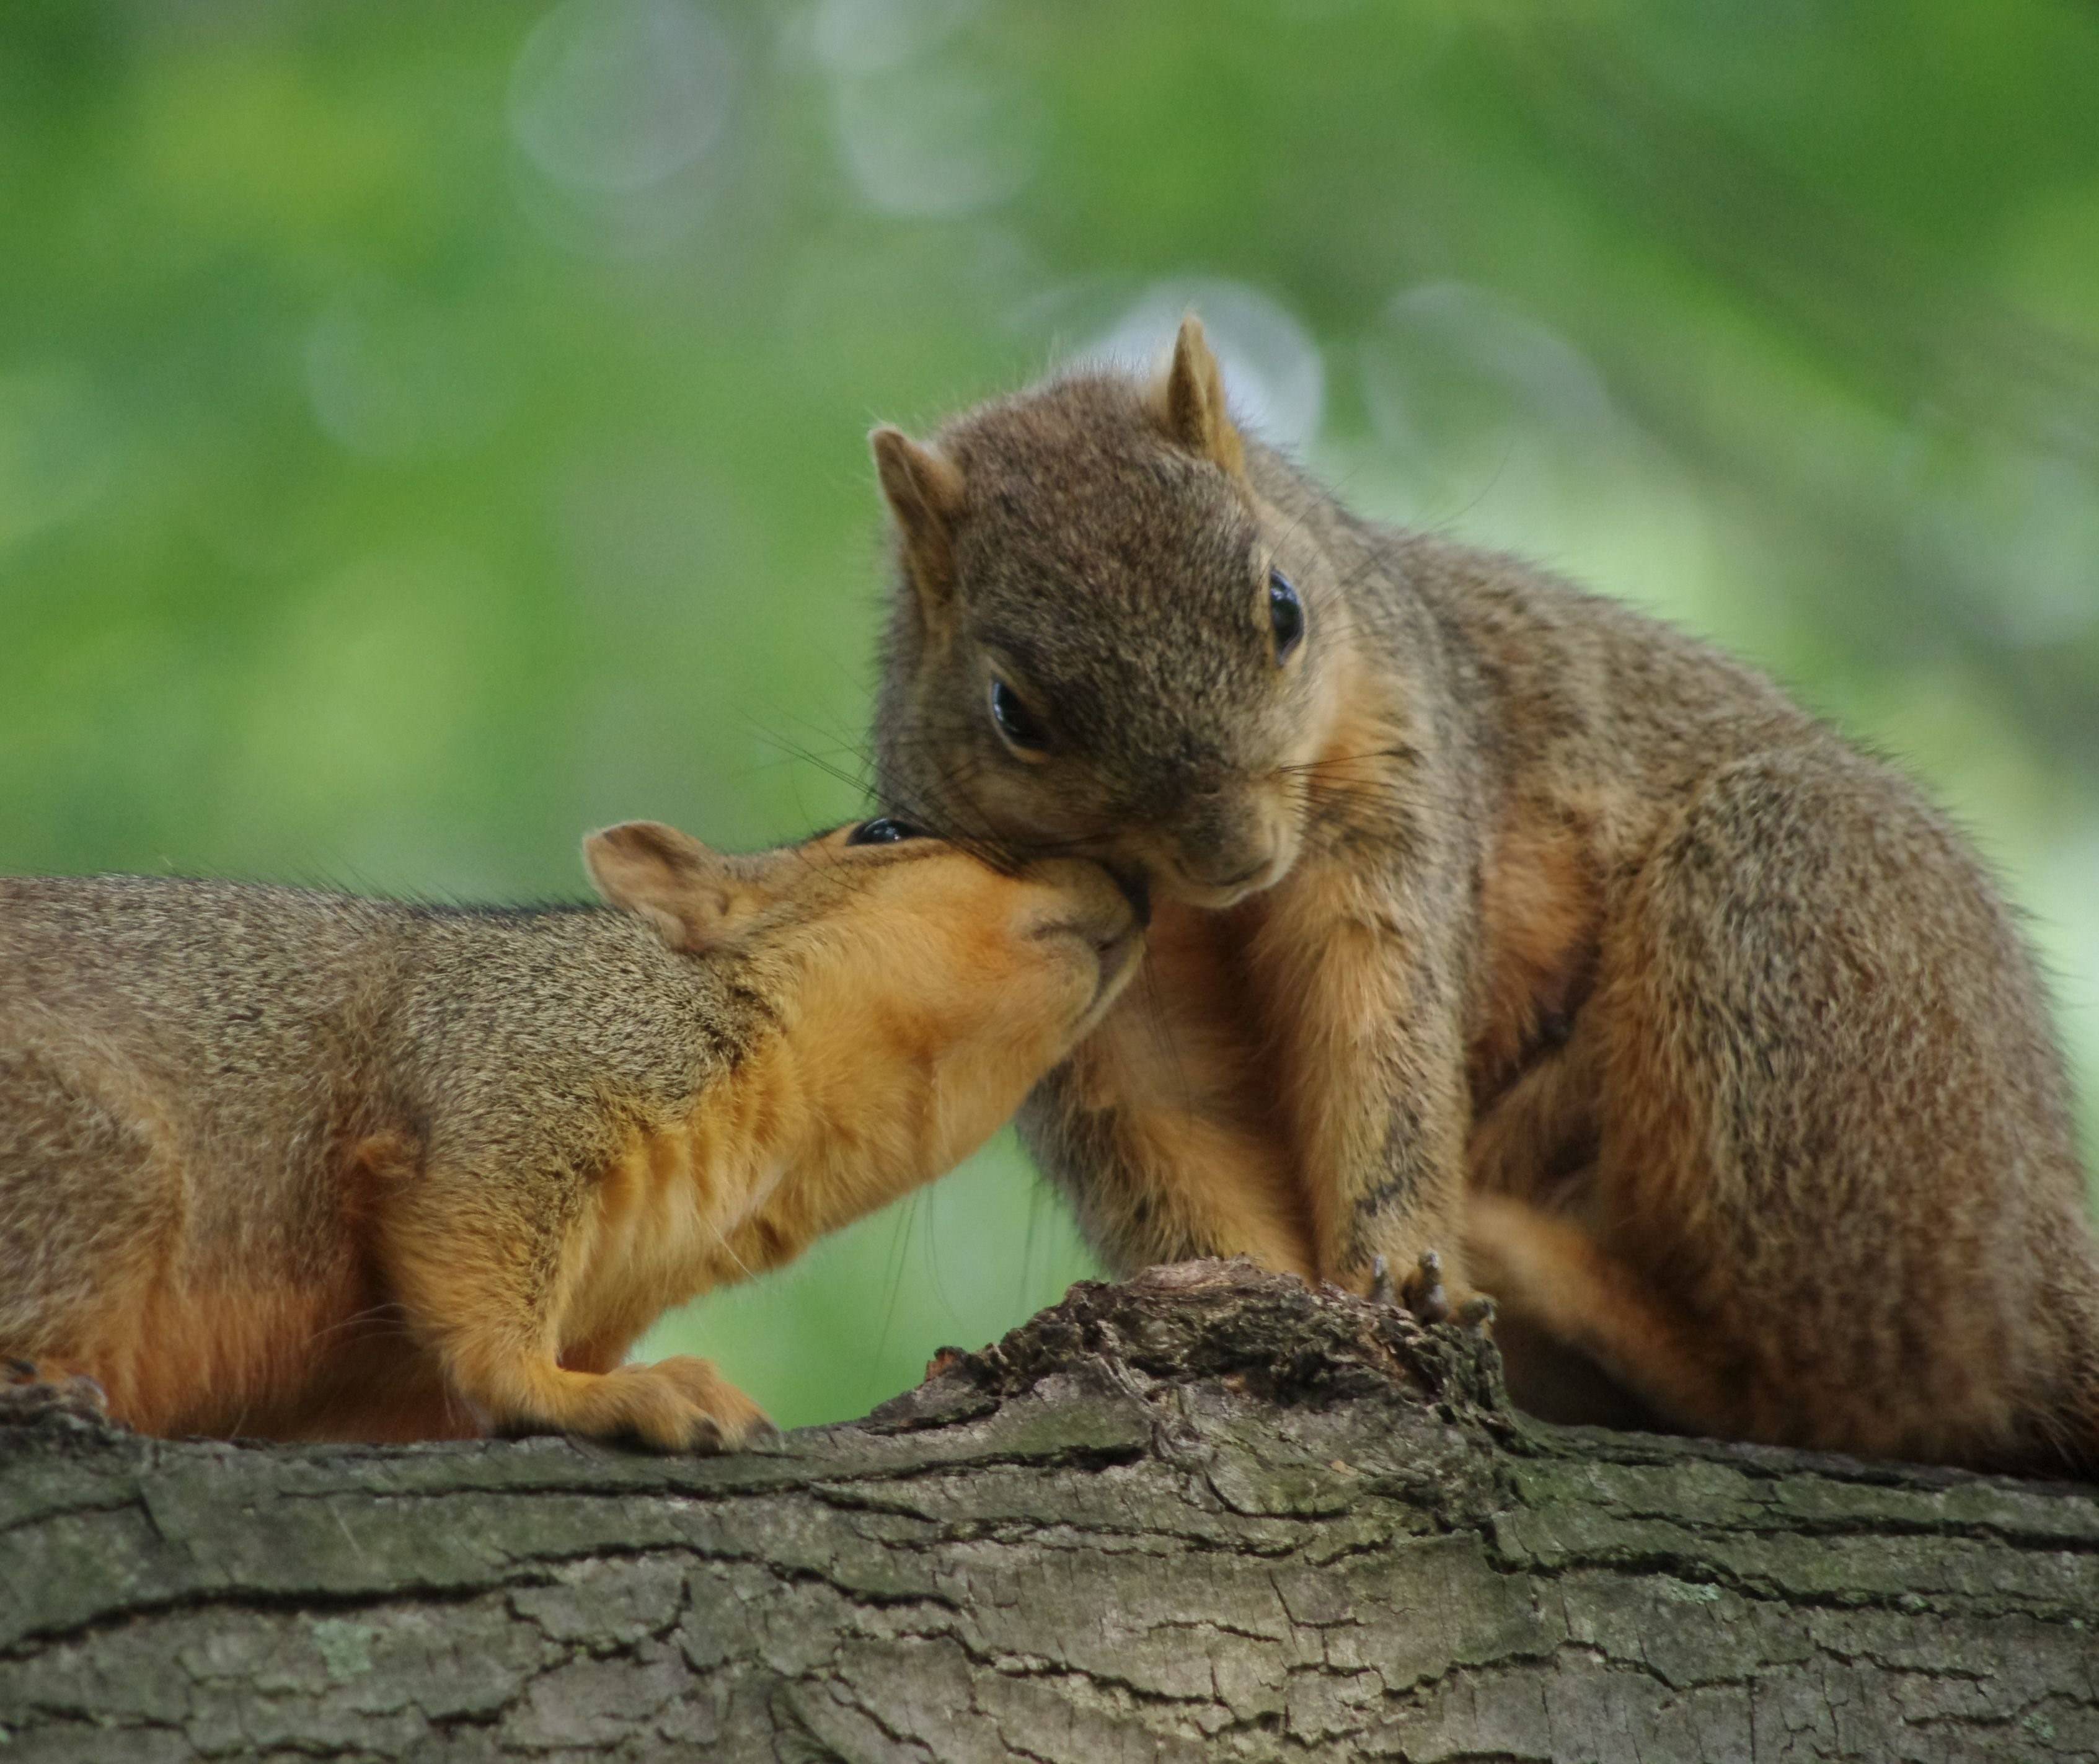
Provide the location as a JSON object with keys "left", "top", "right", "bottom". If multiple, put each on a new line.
{"left": 847, "top": 817, "right": 925, "bottom": 846}
{"left": 988, "top": 677, "right": 1049, "bottom": 753}
{"left": 1268, "top": 569, "right": 1304, "bottom": 661}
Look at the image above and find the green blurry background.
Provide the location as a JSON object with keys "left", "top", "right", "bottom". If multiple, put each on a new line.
{"left": 4, "top": 0, "right": 2097, "bottom": 1427}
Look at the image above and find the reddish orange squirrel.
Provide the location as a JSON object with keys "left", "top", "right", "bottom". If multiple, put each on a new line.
{"left": 867, "top": 316, "right": 2099, "bottom": 1475}
{"left": 0, "top": 818, "right": 1141, "bottom": 1448}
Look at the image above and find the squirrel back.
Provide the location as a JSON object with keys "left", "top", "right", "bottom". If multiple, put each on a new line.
{"left": 0, "top": 821, "right": 1141, "bottom": 1446}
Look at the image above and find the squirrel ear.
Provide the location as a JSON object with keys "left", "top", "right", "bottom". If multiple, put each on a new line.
{"left": 871, "top": 426, "right": 966, "bottom": 619}
{"left": 1152, "top": 314, "right": 1245, "bottom": 478}
{"left": 583, "top": 821, "right": 758, "bottom": 954}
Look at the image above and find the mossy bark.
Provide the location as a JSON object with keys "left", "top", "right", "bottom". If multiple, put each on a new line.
{"left": 2, "top": 1261, "right": 2095, "bottom": 1762}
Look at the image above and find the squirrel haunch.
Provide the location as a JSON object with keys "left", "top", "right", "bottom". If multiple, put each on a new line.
{"left": 868, "top": 315, "right": 2099, "bottom": 1475}
{"left": 0, "top": 823, "right": 1142, "bottom": 1448}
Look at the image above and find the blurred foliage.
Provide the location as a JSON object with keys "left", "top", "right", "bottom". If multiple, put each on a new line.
{"left": 3, "top": 0, "right": 2096, "bottom": 1426}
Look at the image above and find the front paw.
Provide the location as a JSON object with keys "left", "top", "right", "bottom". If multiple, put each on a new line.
{"left": 508, "top": 1357, "right": 779, "bottom": 1454}
{"left": 1367, "top": 1251, "right": 1457, "bottom": 1325}
{"left": 1, "top": 1358, "right": 112, "bottom": 1428}
{"left": 605, "top": 1356, "right": 777, "bottom": 1453}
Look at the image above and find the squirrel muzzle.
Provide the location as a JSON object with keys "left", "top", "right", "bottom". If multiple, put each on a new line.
{"left": 1136, "top": 780, "right": 1300, "bottom": 909}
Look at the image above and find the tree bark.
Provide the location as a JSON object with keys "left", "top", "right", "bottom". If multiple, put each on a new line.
{"left": 2, "top": 1261, "right": 2095, "bottom": 1762}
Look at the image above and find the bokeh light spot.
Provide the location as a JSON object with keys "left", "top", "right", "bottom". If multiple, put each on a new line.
{"left": 832, "top": 61, "right": 1042, "bottom": 218}
{"left": 810, "top": 0, "right": 981, "bottom": 76}
{"left": 1082, "top": 278, "right": 1325, "bottom": 449}
{"left": 510, "top": 0, "right": 737, "bottom": 194}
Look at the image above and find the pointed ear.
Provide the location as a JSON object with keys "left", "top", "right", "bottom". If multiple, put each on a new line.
{"left": 870, "top": 426, "right": 966, "bottom": 617}
{"left": 583, "top": 821, "right": 759, "bottom": 954}
{"left": 1152, "top": 314, "right": 1245, "bottom": 477}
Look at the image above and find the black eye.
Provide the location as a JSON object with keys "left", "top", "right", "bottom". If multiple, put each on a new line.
{"left": 1268, "top": 569, "right": 1304, "bottom": 661}
{"left": 847, "top": 817, "right": 924, "bottom": 846}
{"left": 988, "top": 677, "right": 1049, "bottom": 752}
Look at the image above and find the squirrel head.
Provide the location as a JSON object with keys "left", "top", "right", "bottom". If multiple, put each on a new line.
{"left": 579, "top": 814, "right": 1150, "bottom": 1241}
{"left": 585, "top": 816, "right": 1145, "bottom": 1186}
{"left": 869, "top": 317, "right": 1345, "bottom": 907}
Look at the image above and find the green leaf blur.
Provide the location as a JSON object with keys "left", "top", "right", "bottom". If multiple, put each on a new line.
{"left": 4, "top": 0, "right": 2095, "bottom": 1427}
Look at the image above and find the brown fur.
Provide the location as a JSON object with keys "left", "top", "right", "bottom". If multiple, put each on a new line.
{"left": 1045, "top": 898, "right": 1313, "bottom": 1277}
{"left": 867, "top": 316, "right": 2099, "bottom": 1474}
{"left": 0, "top": 823, "right": 1141, "bottom": 1449}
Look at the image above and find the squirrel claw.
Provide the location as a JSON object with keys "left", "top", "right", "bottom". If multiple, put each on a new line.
{"left": 1368, "top": 1255, "right": 1397, "bottom": 1308}
{"left": 1401, "top": 1251, "right": 1451, "bottom": 1326}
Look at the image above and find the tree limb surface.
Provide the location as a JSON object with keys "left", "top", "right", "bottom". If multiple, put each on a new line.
{"left": 2, "top": 1261, "right": 2095, "bottom": 1762}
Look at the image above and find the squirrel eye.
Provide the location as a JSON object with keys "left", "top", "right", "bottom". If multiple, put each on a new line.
{"left": 988, "top": 677, "right": 1049, "bottom": 754}
{"left": 1268, "top": 569, "right": 1305, "bottom": 662}
{"left": 847, "top": 817, "right": 925, "bottom": 845}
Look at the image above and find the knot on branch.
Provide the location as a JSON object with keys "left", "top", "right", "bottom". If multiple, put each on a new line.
{"left": 893, "top": 1258, "right": 1511, "bottom": 1429}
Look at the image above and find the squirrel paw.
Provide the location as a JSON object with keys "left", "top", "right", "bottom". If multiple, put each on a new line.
{"left": 1366, "top": 1252, "right": 1456, "bottom": 1325}
{"left": 1401, "top": 1251, "right": 1453, "bottom": 1326}
{"left": 1, "top": 1359, "right": 112, "bottom": 1429}
{"left": 555, "top": 1356, "right": 776, "bottom": 1455}
{"left": 1368, "top": 1256, "right": 1398, "bottom": 1307}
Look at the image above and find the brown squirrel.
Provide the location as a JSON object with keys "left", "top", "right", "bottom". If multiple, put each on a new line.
{"left": 0, "top": 818, "right": 1142, "bottom": 1447}
{"left": 866, "top": 316, "right": 2099, "bottom": 1474}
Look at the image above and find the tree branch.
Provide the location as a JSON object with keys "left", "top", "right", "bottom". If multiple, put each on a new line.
{"left": 2, "top": 1261, "right": 2095, "bottom": 1760}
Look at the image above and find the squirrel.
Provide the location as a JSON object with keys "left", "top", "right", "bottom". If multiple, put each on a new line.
{"left": 0, "top": 818, "right": 1142, "bottom": 1448}
{"left": 864, "top": 315, "right": 2099, "bottom": 1474}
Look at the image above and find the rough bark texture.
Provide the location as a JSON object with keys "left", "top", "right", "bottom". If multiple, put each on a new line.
{"left": 2, "top": 1261, "right": 2096, "bottom": 1762}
